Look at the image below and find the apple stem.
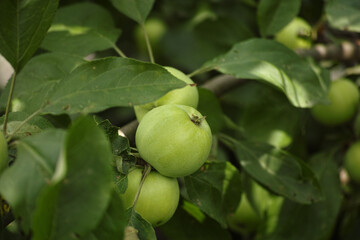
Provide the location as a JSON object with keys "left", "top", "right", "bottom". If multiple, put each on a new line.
{"left": 190, "top": 114, "right": 206, "bottom": 126}
{"left": 132, "top": 163, "right": 152, "bottom": 209}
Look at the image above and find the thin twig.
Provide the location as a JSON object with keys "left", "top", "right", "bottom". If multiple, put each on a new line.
{"left": 132, "top": 164, "right": 151, "bottom": 208}
{"left": 141, "top": 23, "right": 155, "bottom": 63}
{"left": 3, "top": 72, "right": 17, "bottom": 136}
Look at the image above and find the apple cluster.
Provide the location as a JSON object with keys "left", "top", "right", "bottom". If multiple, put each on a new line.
{"left": 311, "top": 78, "right": 360, "bottom": 185}
{"left": 120, "top": 67, "right": 212, "bottom": 226}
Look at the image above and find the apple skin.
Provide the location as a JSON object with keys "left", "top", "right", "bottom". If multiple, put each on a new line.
{"left": 311, "top": 79, "right": 359, "bottom": 126}
{"left": 121, "top": 168, "right": 180, "bottom": 227}
{"left": 134, "top": 17, "right": 167, "bottom": 54}
{"left": 135, "top": 104, "right": 212, "bottom": 177}
{"left": 345, "top": 141, "right": 360, "bottom": 184}
{"left": 134, "top": 67, "right": 199, "bottom": 122}
{"left": 275, "top": 17, "right": 312, "bottom": 50}
{"left": 227, "top": 194, "right": 261, "bottom": 234}
{"left": 0, "top": 131, "right": 7, "bottom": 174}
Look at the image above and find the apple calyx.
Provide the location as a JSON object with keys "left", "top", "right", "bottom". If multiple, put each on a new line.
{"left": 190, "top": 114, "right": 206, "bottom": 126}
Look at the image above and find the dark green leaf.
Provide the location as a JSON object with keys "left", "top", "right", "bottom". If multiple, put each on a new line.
{"left": 0, "top": 112, "right": 53, "bottom": 138}
{"left": 221, "top": 81, "right": 303, "bottom": 148}
{"left": 31, "top": 117, "right": 114, "bottom": 239}
{"left": 96, "top": 119, "right": 130, "bottom": 156}
{"left": 257, "top": 0, "right": 301, "bottom": 37}
{"left": 197, "top": 88, "right": 225, "bottom": 134}
{"left": 325, "top": 0, "right": 360, "bottom": 32}
{"left": 0, "top": 52, "right": 86, "bottom": 114}
{"left": 202, "top": 38, "right": 329, "bottom": 108}
{"left": 110, "top": 0, "right": 155, "bottom": 24}
{"left": 184, "top": 161, "right": 242, "bottom": 227}
{"left": 125, "top": 208, "right": 156, "bottom": 240}
{"left": 0, "top": 0, "right": 59, "bottom": 71}
{"left": 81, "top": 190, "right": 126, "bottom": 240}
{"left": 258, "top": 152, "right": 342, "bottom": 240}
{"left": 41, "top": 2, "right": 122, "bottom": 56}
{"left": 222, "top": 136, "right": 323, "bottom": 204}
{"left": 0, "top": 130, "right": 65, "bottom": 233}
{"left": 43, "top": 57, "right": 186, "bottom": 115}
{"left": 159, "top": 201, "right": 232, "bottom": 240}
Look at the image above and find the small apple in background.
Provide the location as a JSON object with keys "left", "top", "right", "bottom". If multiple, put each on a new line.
{"left": 135, "top": 104, "right": 212, "bottom": 177}
{"left": 227, "top": 194, "right": 261, "bottom": 234}
{"left": 345, "top": 141, "right": 360, "bottom": 184}
{"left": 275, "top": 17, "right": 312, "bottom": 50}
{"left": 120, "top": 168, "right": 180, "bottom": 227}
{"left": 0, "top": 131, "right": 7, "bottom": 175}
{"left": 134, "top": 66, "right": 199, "bottom": 122}
{"left": 311, "top": 78, "right": 359, "bottom": 126}
{"left": 134, "top": 17, "right": 167, "bottom": 54}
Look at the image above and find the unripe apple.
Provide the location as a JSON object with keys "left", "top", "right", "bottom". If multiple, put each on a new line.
{"left": 227, "top": 194, "right": 261, "bottom": 234}
{"left": 121, "top": 168, "right": 180, "bottom": 227}
{"left": 345, "top": 141, "right": 360, "bottom": 184}
{"left": 134, "top": 67, "right": 199, "bottom": 122}
{"left": 275, "top": 17, "right": 312, "bottom": 50}
{"left": 311, "top": 79, "right": 359, "bottom": 126}
{"left": 134, "top": 17, "right": 167, "bottom": 54}
{"left": 135, "top": 104, "right": 212, "bottom": 177}
{"left": 0, "top": 131, "right": 7, "bottom": 174}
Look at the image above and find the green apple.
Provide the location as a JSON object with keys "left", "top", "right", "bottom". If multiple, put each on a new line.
{"left": 121, "top": 168, "right": 180, "bottom": 227}
{"left": 134, "top": 67, "right": 199, "bottom": 122}
{"left": 0, "top": 131, "right": 7, "bottom": 175}
{"left": 134, "top": 17, "right": 167, "bottom": 54}
{"left": 275, "top": 17, "right": 312, "bottom": 50}
{"left": 227, "top": 194, "right": 261, "bottom": 234}
{"left": 135, "top": 104, "right": 212, "bottom": 177}
{"left": 345, "top": 141, "right": 360, "bottom": 184}
{"left": 311, "top": 79, "right": 359, "bottom": 126}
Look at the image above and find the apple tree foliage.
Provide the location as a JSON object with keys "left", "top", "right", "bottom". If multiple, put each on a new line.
{"left": 0, "top": 0, "right": 359, "bottom": 239}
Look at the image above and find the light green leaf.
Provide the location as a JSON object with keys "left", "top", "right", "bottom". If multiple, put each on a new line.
{"left": 184, "top": 161, "right": 242, "bottom": 227}
{"left": 326, "top": 0, "right": 360, "bottom": 32}
{"left": 41, "top": 2, "right": 122, "bottom": 56}
{"left": 0, "top": 52, "right": 86, "bottom": 114}
{"left": 202, "top": 38, "right": 329, "bottom": 108}
{"left": 0, "top": 130, "right": 65, "bottom": 233}
{"left": 125, "top": 208, "right": 156, "bottom": 240}
{"left": 31, "top": 117, "right": 114, "bottom": 240}
{"left": 258, "top": 0, "right": 301, "bottom": 37}
{"left": 110, "top": 0, "right": 155, "bottom": 24}
{"left": 0, "top": 112, "right": 53, "bottom": 138}
{"left": 0, "top": 0, "right": 59, "bottom": 71}
{"left": 43, "top": 57, "right": 186, "bottom": 115}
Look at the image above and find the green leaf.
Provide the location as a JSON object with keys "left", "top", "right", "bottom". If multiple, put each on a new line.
{"left": 0, "top": 130, "right": 65, "bottom": 233}
{"left": 221, "top": 136, "right": 323, "bottom": 204}
{"left": 41, "top": 2, "right": 122, "bottom": 56}
{"left": 183, "top": 161, "right": 242, "bottom": 227}
{"left": 80, "top": 190, "right": 126, "bottom": 240}
{"left": 258, "top": 152, "right": 342, "bottom": 240}
{"left": 43, "top": 57, "right": 186, "bottom": 115}
{"left": 257, "top": 0, "right": 301, "bottom": 37}
{"left": 159, "top": 201, "right": 232, "bottom": 240}
{"left": 110, "top": 0, "right": 155, "bottom": 24}
{"left": 202, "top": 38, "right": 329, "bottom": 108}
{"left": 31, "top": 117, "right": 114, "bottom": 239}
{"left": 0, "top": 52, "right": 86, "bottom": 114}
{"left": 125, "top": 208, "right": 156, "bottom": 240}
{"left": 0, "top": 112, "right": 53, "bottom": 138}
{"left": 325, "top": 0, "right": 360, "bottom": 32}
{"left": 197, "top": 88, "right": 225, "bottom": 134}
{"left": 0, "top": 0, "right": 59, "bottom": 71}
{"left": 221, "top": 81, "right": 303, "bottom": 148}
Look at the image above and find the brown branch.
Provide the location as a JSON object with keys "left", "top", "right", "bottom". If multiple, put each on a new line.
{"left": 296, "top": 41, "right": 360, "bottom": 62}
